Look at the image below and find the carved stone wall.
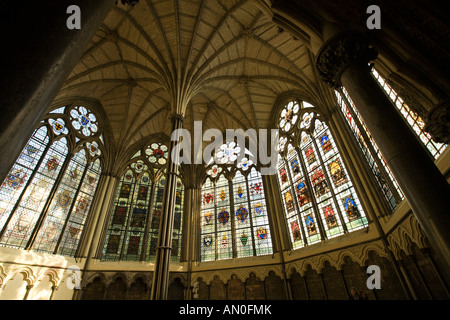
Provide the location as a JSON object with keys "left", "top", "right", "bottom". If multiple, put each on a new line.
{"left": 0, "top": 261, "right": 75, "bottom": 300}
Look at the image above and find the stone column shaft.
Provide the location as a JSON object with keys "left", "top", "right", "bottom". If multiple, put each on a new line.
{"left": 0, "top": 0, "right": 116, "bottom": 182}
{"left": 151, "top": 114, "right": 184, "bottom": 300}
{"left": 317, "top": 32, "right": 450, "bottom": 282}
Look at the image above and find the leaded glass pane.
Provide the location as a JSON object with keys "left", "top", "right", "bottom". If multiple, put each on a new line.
{"left": 59, "top": 159, "right": 102, "bottom": 257}
{"left": 147, "top": 174, "right": 165, "bottom": 258}
{"left": 371, "top": 69, "right": 447, "bottom": 159}
{"left": 33, "top": 149, "right": 88, "bottom": 253}
{"left": 1, "top": 138, "right": 68, "bottom": 248}
{"left": 0, "top": 126, "right": 49, "bottom": 232}
{"left": 335, "top": 89, "right": 402, "bottom": 211}
{"left": 103, "top": 170, "right": 135, "bottom": 260}
{"left": 0, "top": 104, "right": 103, "bottom": 257}
{"left": 200, "top": 162, "right": 272, "bottom": 261}
{"left": 277, "top": 100, "right": 369, "bottom": 249}
{"left": 122, "top": 171, "right": 152, "bottom": 261}
{"left": 201, "top": 178, "right": 215, "bottom": 262}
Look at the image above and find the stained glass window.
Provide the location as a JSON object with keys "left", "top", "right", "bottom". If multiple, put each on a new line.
{"left": 277, "top": 100, "right": 368, "bottom": 250}
{"left": 101, "top": 142, "right": 184, "bottom": 262}
{"left": 200, "top": 147, "right": 273, "bottom": 262}
{"left": 335, "top": 88, "right": 404, "bottom": 212}
{"left": 0, "top": 104, "right": 104, "bottom": 257}
{"left": 371, "top": 69, "right": 447, "bottom": 159}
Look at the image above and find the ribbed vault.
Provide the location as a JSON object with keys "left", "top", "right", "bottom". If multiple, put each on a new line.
{"left": 55, "top": 0, "right": 326, "bottom": 161}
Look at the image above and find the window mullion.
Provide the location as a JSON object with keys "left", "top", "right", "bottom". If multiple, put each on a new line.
{"left": 282, "top": 155, "right": 308, "bottom": 246}
{"left": 244, "top": 173, "right": 257, "bottom": 257}
{"left": 311, "top": 133, "right": 349, "bottom": 234}
{"left": 228, "top": 176, "right": 237, "bottom": 259}
{"left": 53, "top": 162, "right": 89, "bottom": 254}
{"left": 213, "top": 180, "right": 218, "bottom": 261}
{"left": 141, "top": 179, "right": 155, "bottom": 261}
{"left": 119, "top": 179, "right": 138, "bottom": 260}
{"left": 295, "top": 146, "right": 328, "bottom": 241}
{"left": 75, "top": 166, "right": 105, "bottom": 259}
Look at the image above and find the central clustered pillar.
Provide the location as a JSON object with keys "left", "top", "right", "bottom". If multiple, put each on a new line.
{"left": 151, "top": 114, "right": 184, "bottom": 300}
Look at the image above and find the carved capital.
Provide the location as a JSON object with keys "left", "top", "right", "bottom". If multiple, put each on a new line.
{"left": 424, "top": 99, "right": 450, "bottom": 144}
{"left": 316, "top": 32, "right": 379, "bottom": 88}
{"left": 170, "top": 113, "right": 185, "bottom": 124}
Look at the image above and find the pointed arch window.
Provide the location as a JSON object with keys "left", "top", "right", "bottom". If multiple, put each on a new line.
{"left": 200, "top": 146, "right": 272, "bottom": 262}
{"left": 102, "top": 142, "right": 184, "bottom": 262}
{"left": 277, "top": 100, "right": 368, "bottom": 250}
{"left": 0, "top": 105, "right": 103, "bottom": 256}
{"left": 335, "top": 88, "right": 404, "bottom": 212}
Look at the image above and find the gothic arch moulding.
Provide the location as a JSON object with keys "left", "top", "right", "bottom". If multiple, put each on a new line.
{"left": 8, "top": 266, "right": 37, "bottom": 286}
{"left": 81, "top": 272, "right": 106, "bottom": 289}
{"left": 40, "top": 269, "right": 63, "bottom": 287}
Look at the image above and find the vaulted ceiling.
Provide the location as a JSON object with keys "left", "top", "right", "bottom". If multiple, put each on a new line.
{"left": 54, "top": 0, "right": 328, "bottom": 156}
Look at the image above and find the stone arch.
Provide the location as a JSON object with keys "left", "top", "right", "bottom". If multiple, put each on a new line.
{"left": 27, "top": 271, "right": 56, "bottom": 300}
{"left": 387, "top": 234, "right": 403, "bottom": 260}
{"left": 130, "top": 273, "right": 151, "bottom": 287}
{"left": 226, "top": 274, "right": 245, "bottom": 300}
{"left": 41, "top": 269, "right": 62, "bottom": 287}
{"left": 321, "top": 259, "right": 348, "bottom": 300}
{"left": 0, "top": 269, "right": 30, "bottom": 300}
{"left": 296, "top": 259, "right": 316, "bottom": 276}
{"left": 104, "top": 273, "right": 127, "bottom": 300}
{"left": 209, "top": 275, "right": 226, "bottom": 300}
{"left": 360, "top": 243, "right": 389, "bottom": 266}
{"left": 241, "top": 268, "right": 264, "bottom": 282}
{"left": 0, "top": 265, "right": 7, "bottom": 288}
{"left": 264, "top": 270, "right": 286, "bottom": 300}
{"left": 259, "top": 266, "right": 284, "bottom": 281}
{"left": 244, "top": 271, "right": 265, "bottom": 300}
{"left": 12, "top": 266, "right": 36, "bottom": 286}
{"left": 403, "top": 233, "right": 417, "bottom": 257}
{"left": 82, "top": 272, "right": 106, "bottom": 288}
{"left": 168, "top": 275, "right": 186, "bottom": 300}
{"left": 408, "top": 215, "right": 429, "bottom": 249}
{"left": 192, "top": 276, "right": 209, "bottom": 300}
{"left": 81, "top": 274, "right": 106, "bottom": 300}
{"left": 107, "top": 272, "right": 128, "bottom": 288}
{"left": 128, "top": 275, "right": 150, "bottom": 300}
{"left": 288, "top": 267, "right": 308, "bottom": 300}
{"left": 336, "top": 246, "right": 366, "bottom": 270}
{"left": 316, "top": 255, "right": 338, "bottom": 273}
{"left": 303, "top": 264, "right": 326, "bottom": 300}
